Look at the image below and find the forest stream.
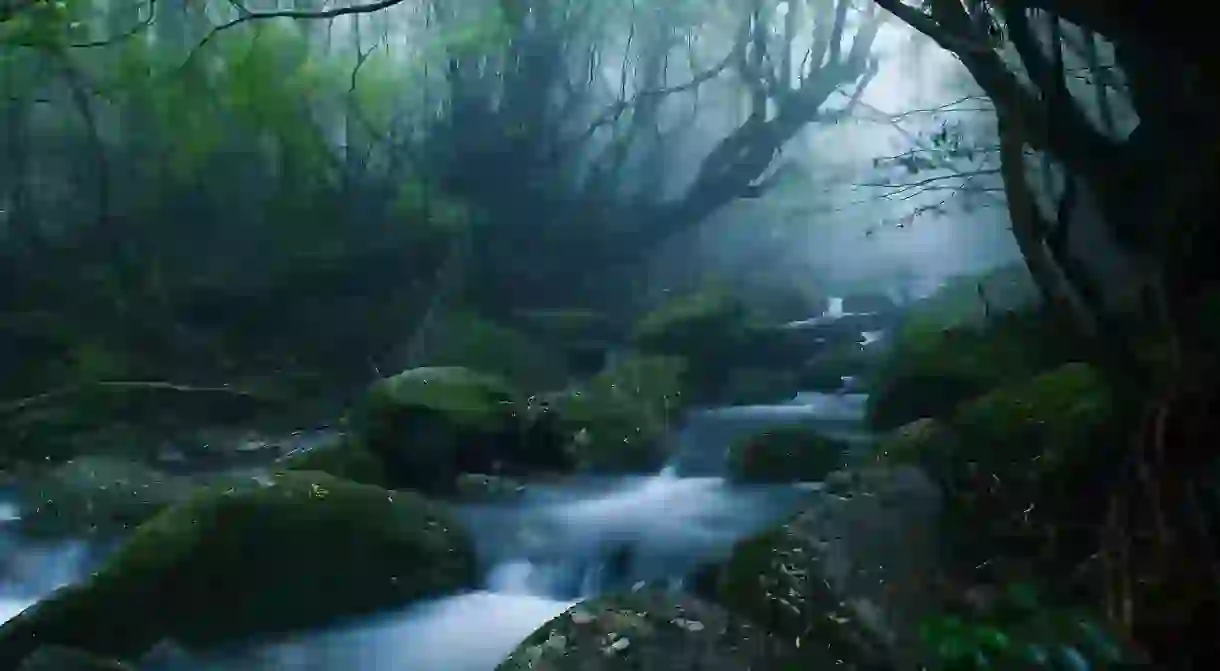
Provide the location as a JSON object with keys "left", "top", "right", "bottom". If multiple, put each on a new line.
{"left": 0, "top": 307, "right": 879, "bottom": 671}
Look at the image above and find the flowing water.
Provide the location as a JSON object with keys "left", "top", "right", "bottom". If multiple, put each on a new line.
{"left": 0, "top": 302, "right": 876, "bottom": 670}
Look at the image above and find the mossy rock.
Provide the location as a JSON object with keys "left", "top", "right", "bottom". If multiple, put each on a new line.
{"left": 546, "top": 356, "right": 686, "bottom": 473}
{"left": 0, "top": 472, "right": 477, "bottom": 667}
{"left": 798, "top": 344, "right": 883, "bottom": 392}
{"left": 951, "top": 363, "right": 1112, "bottom": 472}
{"left": 867, "top": 310, "right": 1077, "bottom": 430}
{"left": 727, "top": 427, "right": 849, "bottom": 484}
{"left": 495, "top": 590, "right": 805, "bottom": 671}
{"left": 17, "top": 645, "right": 134, "bottom": 671}
{"left": 873, "top": 418, "right": 960, "bottom": 476}
{"left": 278, "top": 434, "right": 386, "bottom": 487}
{"left": 15, "top": 456, "right": 199, "bottom": 538}
{"left": 631, "top": 291, "right": 755, "bottom": 401}
{"left": 349, "top": 366, "right": 570, "bottom": 492}
{"left": 939, "top": 363, "right": 1115, "bottom": 575}
{"left": 694, "top": 510, "right": 893, "bottom": 669}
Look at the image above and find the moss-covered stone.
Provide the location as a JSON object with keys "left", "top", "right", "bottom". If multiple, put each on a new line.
{"left": 867, "top": 310, "right": 1077, "bottom": 430}
{"left": 277, "top": 434, "right": 386, "bottom": 487}
{"left": 698, "top": 467, "right": 941, "bottom": 668}
{"left": 872, "top": 418, "right": 960, "bottom": 476}
{"left": 937, "top": 363, "right": 1115, "bottom": 578}
{"left": 631, "top": 290, "right": 755, "bottom": 402}
{"left": 495, "top": 590, "right": 806, "bottom": 671}
{"left": 0, "top": 472, "right": 477, "bottom": 667}
{"left": 546, "top": 356, "right": 686, "bottom": 473}
{"left": 15, "top": 456, "right": 198, "bottom": 538}
{"left": 17, "top": 645, "right": 134, "bottom": 671}
{"left": 349, "top": 366, "right": 571, "bottom": 493}
{"left": 694, "top": 511, "right": 893, "bottom": 669}
{"left": 726, "top": 427, "right": 848, "bottom": 484}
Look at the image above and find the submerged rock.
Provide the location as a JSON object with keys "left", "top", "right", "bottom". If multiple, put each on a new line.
{"left": 726, "top": 427, "right": 848, "bottom": 484}
{"left": 17, "top": 645, "right": 133, "bottom": 670}
{"left": 495, "top": 590, "right": 804, "bottom": 671}
{"left": 0, "top": 472, "right": 477, "bottom": 667}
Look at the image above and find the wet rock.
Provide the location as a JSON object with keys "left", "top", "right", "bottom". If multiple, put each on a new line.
{"left": 0, "top": 472, "right": 477, "bottom": 667}
{"left": 15, "top": 456, "right": 199, "bottom": 538}
{"left": 495, "top": 590, "right": 806, "bottom": 671}
{"left": 546, "top": 356, "right": 685, "bottom": 473}
{"left": 698, "top": 465, "right": 941, "bottom": 668}
{"left": 17, "top": 645, "right": 133, "bottom": 670}
{"left": 349, "top": 366, "right": 572, "bottom": 493}
{"left": 726, "top": 427, "right": 848, "bottom": 484}
{"left": 866, "top": 310, "right": 1074, "bottom": 430}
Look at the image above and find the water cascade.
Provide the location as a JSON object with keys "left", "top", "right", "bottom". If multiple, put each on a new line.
{"left": 0, "top": 298, "right": 879, "bottom": 670}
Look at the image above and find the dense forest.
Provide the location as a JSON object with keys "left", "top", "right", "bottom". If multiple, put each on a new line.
{"left": 0, "top": 1, "right": 1216, "bottom": 670}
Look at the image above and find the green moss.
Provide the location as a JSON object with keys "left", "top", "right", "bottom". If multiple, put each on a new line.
{"left": 867, "top": 310, "right": 1077, "bottom": 430}
{"left": 873, "top": 418, "right": 959, "bottom": 477}
{"left": 496, "top": 590, "right": 806, "bottom": 671}
{"left": 726, "top": 427, "right": 848, "bottom": 484}
{"left": 935, "top": 363, "right": 1115, "bottom": 577}
{"left": 0, "top": 472, "right": 477, "bottom": 667}
{"left": 631, "top": 290, "right": 756, "bottom": 402}
{"left": 547, "top": 355, "right": 686, "bottom": 473}
{"left": 695, "top": 518, "right": 890, "bottom": 667}
{"left": 798, "top": 343, "right": 882, "bottom": 392}
{"left": 278, "top": 434, "right": 387, "bottom": 487}
{"left": 347, "top": 366, "right": 527, "bottom": 492}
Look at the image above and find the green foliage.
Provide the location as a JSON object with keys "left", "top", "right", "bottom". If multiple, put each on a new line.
{"left": 0, "top": 0, "right": 89, "bottom": 49}
{"left": 867, "top": 310, "right": 1076, "bottom": 429}
{"left": 925, "top": 364, "right": 1116, "bottom": 581}
{"left": 726, "top": 426, "right": 848, "bottom": 484}
{"left": 918, "top": 584, "right": 1133, "bottom": 670}
{"left": 415, "top": 312, "right": 569, "bottom": 392}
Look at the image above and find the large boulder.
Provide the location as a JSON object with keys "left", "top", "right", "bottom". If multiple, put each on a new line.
{"left": 15, "top": 456, "right": 199, "bottom": 538}
{"left": 867, "top": 310, "right": 1076, "bottom": 430}
{"left": 546, "top": 355, "right": 686, "bottom": 473}
{"left": 0, "top": 472, "right": 477, "bottom": 667}
{"left": 631, "top": 290, "right": 754, "bottom": 402}
{"left": 495, "top": 590, "right": 805, "bottom": 671}
{"left": 349, "top": 366, "right": 572, "bottom": 493}
{"left": 726, "top": 427, "right": 849, "bottom": 484}
{"left": 938, "top": 363, "right": 1115, "bottom": 578}
{"left": 697, "top": 466, "right": 942, "bottom": 668}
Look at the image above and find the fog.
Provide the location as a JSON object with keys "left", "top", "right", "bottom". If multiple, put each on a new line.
{"left": 648, "top": 19, "right": 1020, "bottom": 303}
